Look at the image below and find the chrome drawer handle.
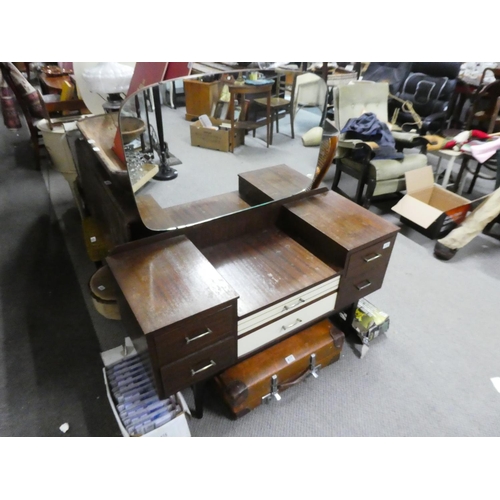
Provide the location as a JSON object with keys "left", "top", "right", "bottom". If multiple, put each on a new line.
{"left": 355, "top": 281, "right": 372, "bottom": 291}
{"left": 283, "top": 298, "right": 305, "bottom": 311}
{"left": 363, "top": 253, "right": 381, "bottom": 263}
{"left": 185, "top": 328, "right": 212, "bottom": 344}
{"left": 281, "top": 318, "right": 303, "bottom": 331}
{"left": 191, "top": 360, "right": 216, "bottom": 377}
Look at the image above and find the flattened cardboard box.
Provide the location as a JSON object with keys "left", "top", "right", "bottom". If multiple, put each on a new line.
{"left": 392, "top": 166, "right": 471, "bottom": 239}
{"left": 190, "top": 116, "right": 243, "bottom": 152}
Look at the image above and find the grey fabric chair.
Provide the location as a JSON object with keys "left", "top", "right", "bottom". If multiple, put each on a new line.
{"left": 330, "top": 82, "right": 428, "bottom": 208}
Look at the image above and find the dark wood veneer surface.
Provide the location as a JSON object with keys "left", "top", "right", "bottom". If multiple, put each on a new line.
{"left": 135, "top": 191, "right": 251, "bottom": 231}
{"left": 284, "top": 191, "right": 399, "bottom": 252}
{"left": 107, "top": 235, "right": 238, "bottom": 334}
{"left": 200, "top": 226, "right": 338, "bottom": 318}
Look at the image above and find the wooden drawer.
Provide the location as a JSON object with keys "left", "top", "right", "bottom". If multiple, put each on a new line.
{"left": 238, "top": 276, "right": 340, "bottom": 336}
{"left": 344, "top": 237, "right": 396, "bottom": 280}
{"left": 160, "top": 337, "right": 236, "bottom": 396}
{"left": 154, "top": 305, "right": 235, "bottom": 366}
{"left": 238, "top": 292, "right": 337, "bottom": 358}
{"left": 336, "top": 266, "right": 387, "bottom": 310}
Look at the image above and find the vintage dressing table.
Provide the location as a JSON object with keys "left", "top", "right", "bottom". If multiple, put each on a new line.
{"left": 73, "top": 70, "right": 399, "bottom": 417}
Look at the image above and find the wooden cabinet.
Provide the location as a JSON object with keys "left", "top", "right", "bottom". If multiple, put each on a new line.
{"left": 184, "top": 78, "right": 222, "bottom": 121}
{"left": 108, "top": 235, "right": 239, "bottom": 399}
{"left": 106, "top": 165, "right": 399, "bottom": 412}
{"left": 108, "top": 174, "right": 398, "bottom": 404}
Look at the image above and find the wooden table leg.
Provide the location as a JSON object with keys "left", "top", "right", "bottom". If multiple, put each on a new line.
{"left": 190, "top": 380, "right": 208, "bottom": 419}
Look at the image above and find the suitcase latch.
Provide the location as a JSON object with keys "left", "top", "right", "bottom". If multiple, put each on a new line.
{"left": 262, "top": 374, "right": 281, "bottom": 403}
{"left": 309, "top": 353, "right": 321, "bottom": 379}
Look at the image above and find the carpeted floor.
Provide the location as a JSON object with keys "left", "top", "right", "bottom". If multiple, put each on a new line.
{"left": 0, "top": 126, "right": 121, "bottom": 437}
{"left": 1, "top": 87, "right": 499, "bottom": 437}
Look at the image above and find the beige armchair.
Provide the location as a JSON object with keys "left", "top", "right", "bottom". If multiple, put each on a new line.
{"left": 330, "top": 81, "right": 428, "bottom": 208}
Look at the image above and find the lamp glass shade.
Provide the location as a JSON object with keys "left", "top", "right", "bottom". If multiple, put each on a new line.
{"left": 82, "top": 62, "right": 134, "bottom": 94}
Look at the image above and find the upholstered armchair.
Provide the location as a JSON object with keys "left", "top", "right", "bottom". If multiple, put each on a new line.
{"left": 330, "top": 81, "right": 428, "bottom": 208}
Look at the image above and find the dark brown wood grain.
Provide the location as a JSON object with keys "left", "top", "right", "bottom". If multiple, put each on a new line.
{"left": 200, "top": 226, "right": 338, "bottom": 318}
{"left": 238, "top": 164, "right": 312, "bottom": 205}
{"left": 279, "top": 190, "right": 399, "bottom": 270}
{"left": 107, "top": 235, "right": 239, "bottom": 334}
{"left": 135, "top": 191, "right": 251, "bottom": 231}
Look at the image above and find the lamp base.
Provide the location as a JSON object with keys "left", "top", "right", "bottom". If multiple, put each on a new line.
{"left": 102, "top": 93, "right": 123, "bottom": 113}
{"left": 154, "top": 166, "right": 178, "bottom": 181}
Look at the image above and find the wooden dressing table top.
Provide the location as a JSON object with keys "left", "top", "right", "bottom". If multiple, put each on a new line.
{"left": 107, "top": 235, "right": 238, "bottom": 334}
{"left": 200, "top": 226, "right": 338, "bottom": 318}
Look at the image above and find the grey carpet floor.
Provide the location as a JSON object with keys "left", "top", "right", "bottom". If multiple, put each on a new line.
{"left": 2, "top": 100, "right": 500, "bottom": 437}
{"left": 0, "top": 127, "right": 121, "bottom": 437}
{"left": 186, "top": 232, "right": 500, "bottom": 436}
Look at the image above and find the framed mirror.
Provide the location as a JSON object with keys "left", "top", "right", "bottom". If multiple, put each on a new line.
{"left": 118, "top": 67, "right": 331, "bottom": 232}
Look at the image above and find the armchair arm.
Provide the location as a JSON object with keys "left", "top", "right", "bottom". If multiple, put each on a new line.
{"left": 337, "top": 139, "right": 375, "bottom": 160}
{"left": 419, "top": 111, "right": 448, "bottom": 135}
{"left": 392, "top": 130, "right": 430, "bottom": 152}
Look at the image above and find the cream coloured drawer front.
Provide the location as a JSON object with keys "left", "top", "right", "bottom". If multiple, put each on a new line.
{"left": 238, "top": 276, "right": 340, "bottom": 336}
{"left": 237, "top": 292, "right": 337, "bottom": 357}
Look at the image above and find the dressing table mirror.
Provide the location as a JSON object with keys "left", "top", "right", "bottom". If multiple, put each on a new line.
{"left": 116, "top": 69, "right": 324, "bottom": 233}
{"left": 75, "top": 68, "right": 400, "bottom": 418}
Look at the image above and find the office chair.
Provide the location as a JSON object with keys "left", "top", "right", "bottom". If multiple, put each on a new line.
{"left": 330, "top": 81, "right": 428, "bottom": 208}
{"left": 389, "top": 62, "right": 462, "bottom": 134}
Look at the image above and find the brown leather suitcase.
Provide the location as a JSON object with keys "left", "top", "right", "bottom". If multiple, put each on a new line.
{"left": 214, "top": 318, "right": 344, "bottom": 419}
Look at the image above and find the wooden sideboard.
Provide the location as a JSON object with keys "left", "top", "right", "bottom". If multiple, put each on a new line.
{"left": 106, "top": 165, "right": 399, "bottom": 414}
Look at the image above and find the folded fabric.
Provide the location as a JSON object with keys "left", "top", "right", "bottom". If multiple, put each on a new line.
{"left": 341, "top": 112, "right": 403, "bottom": 160}
{"left": 461, "top": 137, "right": 500, "bottom": 163}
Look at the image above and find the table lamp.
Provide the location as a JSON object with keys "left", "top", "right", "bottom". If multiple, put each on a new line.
{"left": 82, "top": 62, "right": 133, "bottom": 113}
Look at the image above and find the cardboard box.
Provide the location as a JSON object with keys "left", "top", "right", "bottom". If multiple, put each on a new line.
{"left": 190, "top": 116, "right": 243, "bottom": 152}
{"left": 101, "top": 340, "right": 191, "bottom": 437}
{"left": 392, "top": 166, "right": 471, "bottom": 239}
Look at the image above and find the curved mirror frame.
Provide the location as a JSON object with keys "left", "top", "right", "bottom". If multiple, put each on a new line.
{"left": 118, "top": 68, "right": 329, "bottom": 232}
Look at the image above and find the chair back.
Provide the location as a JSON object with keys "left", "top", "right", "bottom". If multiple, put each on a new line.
{"left": 361, "top": 62, "right": 412, "bottom": 94}
{"left": 334, "top": 81, "right": 389, "bottom": 131}
{"left": 292, "top": 72, "right": 328, "bottom": 117}
{"left": 394, "top": 62, "right": 461, "bottom": 120}
{"left": 466, "top": 79, "right": 500, "bottom": 134}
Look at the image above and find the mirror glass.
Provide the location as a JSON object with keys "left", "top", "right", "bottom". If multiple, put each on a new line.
{"left": 119, "top": 68, "right": 327, "bottom": 232}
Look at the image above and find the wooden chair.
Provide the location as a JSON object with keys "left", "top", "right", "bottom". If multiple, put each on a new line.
{"left": 479, "top": 67, "right": 500, "bottom": 85}
{"left": 253, "top": 72, "right": 297, "bottom": 143}
{"left": 228, "top": 82, "right": 272, "bottom": 153}
{"left": 462, "top": 79, "right": 500, "bottom": 193}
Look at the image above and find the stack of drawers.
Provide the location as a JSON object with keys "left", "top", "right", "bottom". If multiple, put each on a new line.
{"left": 151, "top": 304, "right": 237, "bottom": 399}
{"left": 237, "top": 276, "right": 340, "bottom": 358}
{"left": 335, "top": 237, "right": 396, "bottom": 310}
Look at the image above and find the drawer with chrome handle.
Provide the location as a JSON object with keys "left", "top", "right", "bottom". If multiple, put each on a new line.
{"left": 345, "top": 238, "right": 395, "bottom": 280}
{"left": 154, "top": 304, "right": 236, "bottom": 366}
{"left": 238, "top": 276, "right": 340, "bottom": 336}
{"left": 335, "top": 266, "right": 388, "bottom": 310}
{"left": 238, "top": 292, "right": 337, "bottom": 358}
{"left": 160, "top": 337, "right": 236, "bottom": 396}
